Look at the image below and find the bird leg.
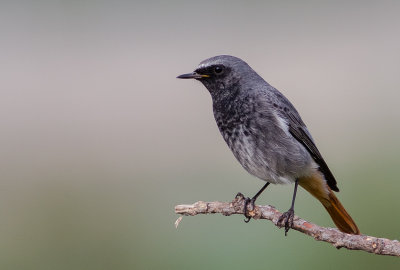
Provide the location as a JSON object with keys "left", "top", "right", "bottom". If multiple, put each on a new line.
{"left": 278, "top": 179, "right": 299, "bottom": 236}
{"left": 236, "top": 182, "right": 270, "bottom": 223}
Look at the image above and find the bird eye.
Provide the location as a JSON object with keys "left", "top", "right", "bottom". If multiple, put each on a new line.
{"left": 214, "top": 66, "right": 223, "bottom": 74}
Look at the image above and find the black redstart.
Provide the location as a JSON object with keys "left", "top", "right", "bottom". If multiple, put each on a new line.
{"left": 177, "top": 55, "right": 359, "bottom": 235}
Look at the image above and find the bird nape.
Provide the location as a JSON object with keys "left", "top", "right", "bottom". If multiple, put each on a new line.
{"left": 177, "top": 55, "right": 359, "bottom": 235}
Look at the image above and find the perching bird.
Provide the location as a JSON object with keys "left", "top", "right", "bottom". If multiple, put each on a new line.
{"left": 177, "top": 55, "right": 359, "bottom": 235}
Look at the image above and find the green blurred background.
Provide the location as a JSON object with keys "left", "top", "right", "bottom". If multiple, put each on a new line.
{"left": 1, "top": 0, "right": 400, "bottom": 269}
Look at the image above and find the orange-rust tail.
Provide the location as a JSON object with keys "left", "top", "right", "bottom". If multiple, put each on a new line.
{"left": 299, "top": 172, "right": 360, "bottom": 235}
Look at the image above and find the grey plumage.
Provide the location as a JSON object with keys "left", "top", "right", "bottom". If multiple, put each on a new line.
{"left": 177, "top": 55, "right": 363, "bottom": 235}
{"left": 180, "top": 55, "right": 338, "bottom": 191}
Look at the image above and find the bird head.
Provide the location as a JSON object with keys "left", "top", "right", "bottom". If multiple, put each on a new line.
{"left": 177, "top": 55, "right": 259, "bottom": 98}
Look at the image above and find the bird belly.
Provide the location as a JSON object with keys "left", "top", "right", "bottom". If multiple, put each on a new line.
{"left": 222, "top": 126, "right": 315, "bottom": 185}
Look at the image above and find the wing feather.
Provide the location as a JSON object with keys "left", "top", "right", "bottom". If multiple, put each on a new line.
{"left": 285, "top": 111, "right": 339, "bottom": 192}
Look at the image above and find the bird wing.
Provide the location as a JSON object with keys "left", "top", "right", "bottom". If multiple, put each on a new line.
{"left": 284, "top": 110, "right": 339, "bottom": 192}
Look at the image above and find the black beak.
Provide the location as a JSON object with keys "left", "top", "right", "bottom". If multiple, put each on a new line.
{"left": 177, "top": 72, "right": 209, "bottom": 79}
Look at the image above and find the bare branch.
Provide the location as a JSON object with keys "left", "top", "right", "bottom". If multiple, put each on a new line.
{"left": 175, "top": 195, "right": 400, "bottom": 257}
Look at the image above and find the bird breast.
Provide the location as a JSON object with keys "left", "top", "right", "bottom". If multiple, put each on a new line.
{"left": 214, "top": 106, "right": 314, "bottom": 185}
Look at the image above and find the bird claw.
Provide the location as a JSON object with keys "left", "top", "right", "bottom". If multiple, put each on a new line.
{"left": 235, "top": 192, "right": 255, "bottom": 223}
{"left": 278, "top": 208, "right": 295, "bottom": 236}
{"left": 235, "top": 192, "right": 245, "bottom": 200}
{"left": 243, "top": 195, "right": 255, "bottom": 223}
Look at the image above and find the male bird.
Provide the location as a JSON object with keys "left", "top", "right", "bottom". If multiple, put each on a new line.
{"left": 177, "top": 55, "right": 359, "bottom": 235}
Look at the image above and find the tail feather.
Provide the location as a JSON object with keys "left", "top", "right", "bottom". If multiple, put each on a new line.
{"left": 299, "top": 172, "right": 360, "bottom": 235}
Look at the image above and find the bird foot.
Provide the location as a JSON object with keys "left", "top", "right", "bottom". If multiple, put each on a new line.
{"left": 235, "top": 192, "right": 255, "bottom": 223}
{"left": 278, "top": 208, "right": 295, "bottom": 236}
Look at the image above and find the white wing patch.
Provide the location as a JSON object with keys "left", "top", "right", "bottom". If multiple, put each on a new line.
{"left": 273, "top": 112, "right": 290, "bottom": 136}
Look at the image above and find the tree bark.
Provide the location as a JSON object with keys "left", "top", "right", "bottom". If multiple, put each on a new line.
{"left": 174, "top": 194, "right": 400, "bottom": 257}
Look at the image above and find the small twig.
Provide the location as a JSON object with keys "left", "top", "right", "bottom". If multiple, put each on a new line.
{"left": 174, "top": 195, "right": 400, "bottom": 257}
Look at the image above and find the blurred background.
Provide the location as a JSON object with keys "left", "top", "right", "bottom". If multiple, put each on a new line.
{"left": 1, "top": 0, "right": 400, "bottom": 269}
